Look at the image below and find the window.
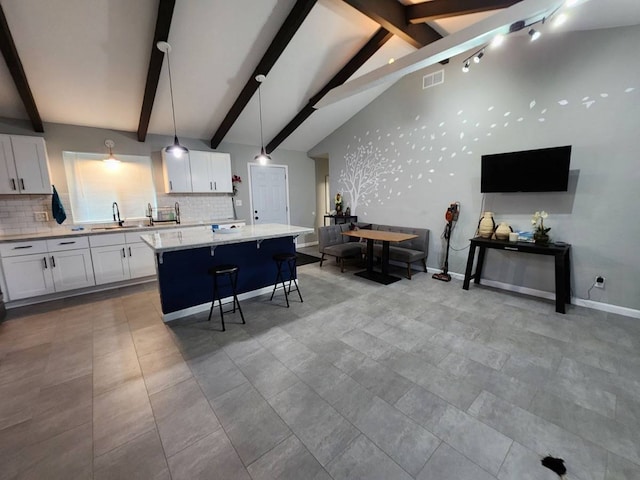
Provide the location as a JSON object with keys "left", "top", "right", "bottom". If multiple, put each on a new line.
{"left": 63, "top": 151, "right": 157, "bottom": 223}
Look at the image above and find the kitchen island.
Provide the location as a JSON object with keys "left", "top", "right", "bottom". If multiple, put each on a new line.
{"left": 140, "top": 223, "right": 313, "bottom": 321}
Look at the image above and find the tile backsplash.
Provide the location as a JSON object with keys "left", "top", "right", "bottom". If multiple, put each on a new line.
{"left": 0, "top": 194, "right": 234, "bottom": 236}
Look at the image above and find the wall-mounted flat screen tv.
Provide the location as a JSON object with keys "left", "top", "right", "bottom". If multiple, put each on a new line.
{"left": 481, "top": 145, "right": 571, "bottom": 193}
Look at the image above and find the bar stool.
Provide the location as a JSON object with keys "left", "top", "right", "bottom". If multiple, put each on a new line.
{"left": 270, "top": 253, "right": 303, "bottom": 308}
{"left": 207, "top": 264, "right": 245, "bottom": 331}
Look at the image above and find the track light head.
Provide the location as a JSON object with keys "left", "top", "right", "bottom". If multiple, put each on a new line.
{"left": 473, "top": 51, "right": 484, "bottom": 63}
{"left": 528, "top": 28, "right": 541, "bottom": 41}
{"left": 462, "top": 61, "right": 470, "bottom": 73}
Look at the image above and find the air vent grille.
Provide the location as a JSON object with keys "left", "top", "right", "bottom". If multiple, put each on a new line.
{"left": 422, "top": 69, "right": 444, "bottom": 90}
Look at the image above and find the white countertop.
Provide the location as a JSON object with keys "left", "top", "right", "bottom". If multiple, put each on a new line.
{"left": 0, "top": 219, "right": 243, "bottom": 243}
{"left": 140, "top": 223, "right": 314, "bottom": 253}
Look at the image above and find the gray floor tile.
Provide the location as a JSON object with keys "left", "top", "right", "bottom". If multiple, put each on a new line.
{"left": 92, "top": 343, "right": 142, "bottom": 396}
{"left": 347, "top": 395, "right": 440, "bottom": 476}
{"left": 94, "top": 429, "right": 170, "bottom": 480}
{"left": 615, "top": 394, "right": 640, "bottom": 429}
{"left": 93, "top": 378, "right": 156, "bottom": 457}
{"left": 139, "top": 346, "right": 193, "bottom": 395}
{"left": 269, "top": 382, "right": 360, "bottom": 467}
{"left": 349, "top": 357, "right": 414, "bottom": 405}
{"left": 167, "top": 429, "right": 251, "bottom": 480}
{"left": 131, "top": 324, "right": 177, "bottom": 357}
{"left": 497, "top": 442, "right": 575, "bottom": 480}
{"left": 212, "top": 382, "right": 291, "bottom": 465}
{"left": 418, "top": 442, "right": 496, "bottom": 480}
{"left": 394, "top": 384, "right": 450, "bottom": 432}
{"left": 150, "top": 377, "right": 221, "bottom": 457}
{"left": 0, "top": 374, "right": 41, "bottom": 430}
{"left": 247, "top": 434, "right": 327, "bottom": 480}
{"left": 188, "top": 349, "right": 248, "bottom": 400}
{"left": 340, "top": 329, "right": 397, "bottom": 361}
{"left": 540, "top": 375, "right": 617, "bottom": 418}
{"left": 0, "top": 343, "right": 50, "bottom": 386}
{"left": 234, "top": 347, "right": 300, "bottom": 399}
{"left": 327, "top": 434, "right": 414, "bottom": 480}
{"left": 469, "top": 390, "right": 607, "bottom": 480}
{"left": 606, "top": 452, "right": 640, "bottom": 480}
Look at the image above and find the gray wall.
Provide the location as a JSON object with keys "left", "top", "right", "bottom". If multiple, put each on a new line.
{"left": 310, "top": 25, "right": 640, "bottom": 311}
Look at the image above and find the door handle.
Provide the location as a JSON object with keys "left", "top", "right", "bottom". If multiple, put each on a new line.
{"left": 122, "top": 247, "right": 126, "bottom": 258}
{"left": 128, "top": 247, "right": 132, "bottom": 257}
{"left": 255, "top": 216, "right": 259, "bottom": 220}
{"left": 210, "top": 181, "right": 213, "bottom": 190}
{"left": 214, "top": 181, "right": 217, "bottom": 190}
{"left": 43, "top": 257, "right": 48, "bottom": 269}
{"left": 10, "top": 178, "right": 16, "bottom": 190}
{"left": 51, "top": 255, "right": 56, "bottom": 268}
{"left": 20, "top": 178, "right": 25, "bottom": 190}
{"left": 169, "top": 180, "right": 173, "bottom": 191}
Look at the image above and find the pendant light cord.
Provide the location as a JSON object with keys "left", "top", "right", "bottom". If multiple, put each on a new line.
{"left": 258, "top": 85, "right": 265, "bottom": 152}
{"left": 165, "top": 50, "right": 178, "bottom": 138}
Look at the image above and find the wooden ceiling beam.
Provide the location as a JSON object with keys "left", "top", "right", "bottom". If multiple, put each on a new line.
{"left": 342, "top": 0, "right": 440, "bottom": 49}
{"left": 0, "top": 4, "right": 43, "bottom": 132}
{"left": 137, "top": 0, "right": 176, "bottom": 142}
{"left": 266, "top": 28, "right": 392, "bottom": 154}
{"left": 210, "top": 0, "right": 317, "bottom": 149}
{"left": 406, "top": 0, "right": 521, "bottom": 24}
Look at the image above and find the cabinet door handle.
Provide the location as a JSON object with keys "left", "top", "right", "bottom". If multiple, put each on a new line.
{"left": 214, "top": 181, "right": 217, "bottom": 190}
{"left": 169, "top": 180, "right": 173, "bottom": 191}
{"left": 122, "top": 247, "right": 126, "bottom": 258}
{"left": 59, "top": 241, "right": 76, "bottom": 245}
{"left": 20, "top": 178, "right": 25, "bottom": 190}
{"left": 10, "top": 178, "right": 16, "bottom": 190}
{"left": 210, "top": 181, "right": 213, "bottom": 190}
{"left": 43, "top": 257, "right": 48, "bottom": 269}
{"left": 13, "top": 245, "right": 33, "bottom": 250}
{"left": 128, "top": 247, "right": 132, "bottom": 257}
{"left": 51, "top": 255, "right": 56, "bottom": 267}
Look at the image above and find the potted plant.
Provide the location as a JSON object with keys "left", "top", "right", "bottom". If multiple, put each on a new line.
{"left": 531, "top": 211, "right": 551, "bottom": 244}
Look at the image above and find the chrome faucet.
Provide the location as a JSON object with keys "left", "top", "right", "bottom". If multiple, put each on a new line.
{"left": 112, "top": 202, "right": 123, "bottom": 227}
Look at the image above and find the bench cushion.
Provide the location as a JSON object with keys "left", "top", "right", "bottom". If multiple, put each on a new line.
{"left": 323, "top": 243, "right": 363, "bottom": 258}
{"left": 372, "top": 245, "right": 425, "bottom": 262}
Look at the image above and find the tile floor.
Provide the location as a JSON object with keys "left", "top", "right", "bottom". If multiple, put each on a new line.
{"left": 1, "top": 252, "right": 640, "bottom": 479}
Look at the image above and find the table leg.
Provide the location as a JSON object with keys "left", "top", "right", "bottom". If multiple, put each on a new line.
{"left": 555, "top": 252, "right": 567, "bottom": 314}
{"left": 463, "top": 243, "right": 476, "bottom": 290}
{"left": 474, "top": 247, "right": 486, "bottom": 285}
{"left": 381, "top": 241, "right": 390, "bottom": 275}
{"left": 366, "top": 239, "right": 374, "bottom": 273}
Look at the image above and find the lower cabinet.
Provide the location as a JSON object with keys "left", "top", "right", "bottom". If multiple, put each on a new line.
{"left": 0, "top": 237, "right": 95, "bottom": 300}
{"left": 90, "top": 232, "right": 156, "bottom": 285}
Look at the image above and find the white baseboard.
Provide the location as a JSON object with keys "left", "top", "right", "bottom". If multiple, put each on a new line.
{"left": 431, "top": 268, "right": 640, "bottom": 319}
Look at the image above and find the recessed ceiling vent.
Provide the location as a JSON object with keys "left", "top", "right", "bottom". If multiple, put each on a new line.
{"left": 422, "top": 69, "right": 444, "bottom": 90}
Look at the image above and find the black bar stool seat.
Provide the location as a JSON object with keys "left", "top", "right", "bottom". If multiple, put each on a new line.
{"left": 207, "top": 264, "right": 245, "bottom": 331}
{"left": 270, "top": 253, "right": 303, "bottom": 308}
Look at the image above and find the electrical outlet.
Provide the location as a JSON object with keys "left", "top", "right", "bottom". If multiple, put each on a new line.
{"left": 34, "top": 211, "right": 49, "bottom": 222}
{"left": 594, "top": 275, "right": 605, "bottom": 288}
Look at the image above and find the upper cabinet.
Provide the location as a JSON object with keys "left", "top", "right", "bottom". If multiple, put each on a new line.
{"left": 162, "top": 149, "right": 232, "bottom": 194}
{"left": 0, "top": 135, "right": 52, "bottom": 195}
{"left": 161, "top": 148, "right": 192, "bottom": 193}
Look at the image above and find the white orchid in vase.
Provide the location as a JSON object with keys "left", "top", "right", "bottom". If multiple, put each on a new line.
{"left": 531, "top": 211, "right": 551, "bottom": 244}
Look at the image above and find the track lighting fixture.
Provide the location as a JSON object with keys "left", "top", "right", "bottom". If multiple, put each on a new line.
{"left": 528, "top": 28, "right": 541, "bottom": 41}
{"left": 254, "top": 74, "right": 271, "bottom": 165}
{"left": 462, "top": 61, "right": 470, "bottom": 73}
{"left": 473, "top": 51, "right": 484, "bottom": 63}
{"left": 157, "top": 41, "right": 188, "bottom": 159}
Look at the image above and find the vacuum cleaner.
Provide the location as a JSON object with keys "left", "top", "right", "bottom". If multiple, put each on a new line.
{"left": 432, "top": 202, "right": 460, "bottom": 282}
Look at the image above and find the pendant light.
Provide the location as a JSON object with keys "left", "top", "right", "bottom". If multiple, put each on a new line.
{"left": 157, "top": 41, "right": 188, "bottom": 158}
{"left": 103, "top": 139, "right": 120, "bottom": 164}
{"left": 254, "top": 74, "right": 271, "bottom": 165}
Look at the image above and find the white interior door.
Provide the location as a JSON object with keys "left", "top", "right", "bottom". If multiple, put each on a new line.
{"left": 249, "top": 164, "right": 289, "bottom": 225}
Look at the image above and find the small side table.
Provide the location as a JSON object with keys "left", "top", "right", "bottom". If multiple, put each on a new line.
{"left": 324, "top": 214, "right": 358, "bottom": 226}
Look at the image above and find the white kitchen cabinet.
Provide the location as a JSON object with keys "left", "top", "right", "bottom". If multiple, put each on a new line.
{"left": 0, "top": 134, "right": 52, "bottom": 195}
{"left": 91, "top": 232, "right": 155, "bottom": 284}
{"left": 189, "top": 151, "right": 232, "bottom": 193}
{"left": 1, "top": 254, "right": 55, "bottom": 299}
{"left": 49, "top": 249, "right": 95, "bottom": 291}
{"left": 162, "top": 148, "right": 232, "bottom": 194}
{"left": 162, "top": 148, "right": 192, "bottom": 193}
{"left": 91, "top": 244, "right": 130, "bottom": 284}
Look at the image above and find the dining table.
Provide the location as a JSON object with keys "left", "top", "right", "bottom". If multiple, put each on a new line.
{"left": 342, "top": 229, "right": 417, "bottom": 285}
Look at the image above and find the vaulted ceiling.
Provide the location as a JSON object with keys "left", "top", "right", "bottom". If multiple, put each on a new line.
{"left": 1, "top": 0, "right": 639, "bottom": 153}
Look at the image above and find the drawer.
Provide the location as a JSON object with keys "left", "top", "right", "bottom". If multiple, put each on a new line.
{"left": 46, "top": 236, "right": 90, "bottom": 252}
{"left": 89, "top": 233, "right": 126, "bottom": 247}
{"left": 125, "top": 231, "right": 146, "bottom": 244}
{"left": 0, "top": 240, "right": 48, "bottom": 257}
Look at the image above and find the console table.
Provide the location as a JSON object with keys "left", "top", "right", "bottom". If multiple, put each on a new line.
{"left": 462, "top": 237, "right": 571, "bottom": 313}
{"left": 324, "top": 214, "right": 357, "bottom": 226}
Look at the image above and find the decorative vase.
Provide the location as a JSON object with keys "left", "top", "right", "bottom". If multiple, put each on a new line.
{"left": 478, "top": 212, "right": 495, "bottom": 238}
{"left": 534, "top": 232, "right": 550, "bottom": 245}
{"left": 495, "top": 222, "right": 512, "bottom": 240}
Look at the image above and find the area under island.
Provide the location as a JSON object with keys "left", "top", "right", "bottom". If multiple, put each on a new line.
{"left": 140, "top": 223, "right": 313, "bottom": 321}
